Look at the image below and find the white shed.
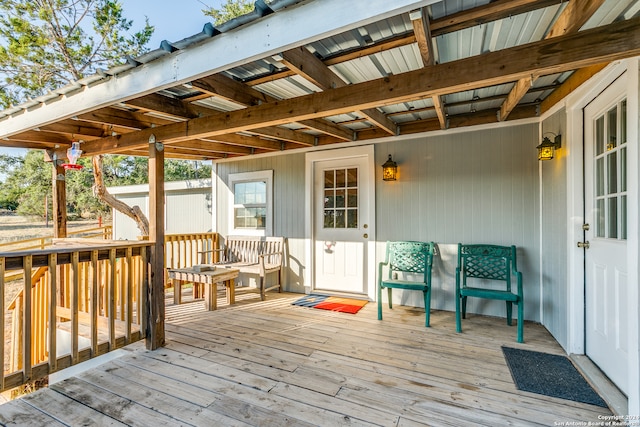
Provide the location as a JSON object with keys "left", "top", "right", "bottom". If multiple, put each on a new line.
{"left": 108, "top": 179, "right": 212, "bottom": 240}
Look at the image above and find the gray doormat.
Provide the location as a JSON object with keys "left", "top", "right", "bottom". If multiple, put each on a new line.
{"left": 502, "top": 346, "right": 608, "bottom": 407}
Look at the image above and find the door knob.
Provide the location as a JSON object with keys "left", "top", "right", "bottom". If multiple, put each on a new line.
{"left": 363, "top": 233, "right": 368, "bottom": 239}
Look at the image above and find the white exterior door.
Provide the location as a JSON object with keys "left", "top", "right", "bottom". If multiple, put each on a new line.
{"left": 306, "top": 146, "right": 375, "bottom": 297}
{"left": 584, "top": 76, "right": 629, "bottom": 394}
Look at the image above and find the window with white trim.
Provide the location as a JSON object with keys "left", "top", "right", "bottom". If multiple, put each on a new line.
{"left": 228, "top": 170, "right": 273, "bottom": 236}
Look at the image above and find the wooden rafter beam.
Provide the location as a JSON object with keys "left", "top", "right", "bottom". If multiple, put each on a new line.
{"left": 74, "top": 107, "right": 176, "bottom": 130}
{"left": 411, "top": 7, "right": 446, "bottom": 130}
{"left": 430, "top": 0, "right": 565, "bottom": 37}
{"left": 192, "top": 72, "right": 353, "bottom": 141}
{"left": 499, "top": 0, "right": 606, "bottom": 121}
{"left": 124, "top": 93, "right": 211, "bottom": 120}
{"left": 280, "top": 46, "right": 396, "bottom": 135}
{"left": 38, "top": 120, "right": 107, "bottom": 138}
{"left": 250, "top": 0, "right": 564, "bottom": 87}
{"left": 79, "top": 17, "right": 640, "bottom": 156}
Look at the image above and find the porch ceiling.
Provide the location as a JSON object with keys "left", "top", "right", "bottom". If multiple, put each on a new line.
{"left": 1, "top": 0, "right": 639, "bottom": 161}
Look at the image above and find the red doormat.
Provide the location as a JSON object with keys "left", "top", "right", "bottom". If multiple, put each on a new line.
{"left": 292, "top": 294, "right": 368, "bottom": 314}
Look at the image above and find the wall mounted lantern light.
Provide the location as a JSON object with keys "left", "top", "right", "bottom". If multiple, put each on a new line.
{"left": 382, "top": 154, "right": 398, "bottom": 181}
{"left": 536, "top": 133, "right": 562, "bottom": 161}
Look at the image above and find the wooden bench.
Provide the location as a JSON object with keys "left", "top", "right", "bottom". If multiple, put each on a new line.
{"left": 199, "top": 236, "right": 285, "bottom": 301}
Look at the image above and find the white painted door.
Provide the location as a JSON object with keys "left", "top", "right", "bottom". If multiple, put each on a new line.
{"left": 584, "top": 76, "right": 629, "bottom": 394}
{"left": 312, "top": 152, "right": 372, "bottom": 295}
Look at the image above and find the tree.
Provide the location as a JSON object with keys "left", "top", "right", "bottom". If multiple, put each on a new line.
{"left": 0, "top": 0, "right": 154, "bottom": 108}
{"left": 202, "top": 0, "right": 254, "bottom": 25}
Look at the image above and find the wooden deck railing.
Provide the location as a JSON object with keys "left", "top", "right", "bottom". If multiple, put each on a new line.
{"left": 0, "top": 231, "right": 216, "bottom": 392}
{"left": 164, "top": 232, "right": 219, "bottom": 287}
{"left": 0, "top": 241, "right": 151, "bottom": 392}
{"left": 0, "top": 226, "right": 113, "bottom": 252}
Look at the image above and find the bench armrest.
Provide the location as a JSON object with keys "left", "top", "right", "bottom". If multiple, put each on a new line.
{"left": 198, "top": 248, "right": 225, "bottom": 263}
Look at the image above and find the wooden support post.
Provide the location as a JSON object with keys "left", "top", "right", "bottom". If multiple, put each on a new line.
{"left": 51, "top": 157, "right": 67, "bottom": 239}
{"left": 147, "top": 136, "right": 165, "bottom": 350}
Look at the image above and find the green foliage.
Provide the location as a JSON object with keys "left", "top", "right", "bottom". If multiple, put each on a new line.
{"left": 202, "top": 0, "right": 255, "bottom": 25}
{"left": 0, "top": 151, "right": 212, "bottom": 219}
{"left": 0, "top": 0, "right": 154, "bottom": 107}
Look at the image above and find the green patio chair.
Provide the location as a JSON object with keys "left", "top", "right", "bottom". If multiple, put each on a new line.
{"left": 455, "top": 243, "right": 524, "bottom": 343}
{"left": 377, "top": 241, "right": 435, "bottom": 327}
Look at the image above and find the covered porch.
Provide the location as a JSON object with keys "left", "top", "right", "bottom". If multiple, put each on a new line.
{"left": 0, "top": 0, "right": 639, "bottom": 418}
{"left": 0, "top": 292, "right": 615, "bottom": 426}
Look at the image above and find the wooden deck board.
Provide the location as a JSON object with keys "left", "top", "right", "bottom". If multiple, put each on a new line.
{"left": 0, "top": 292, "right": 614, "bottom": 425}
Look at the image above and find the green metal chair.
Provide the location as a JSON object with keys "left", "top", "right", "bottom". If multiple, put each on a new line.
{"left": 377, "top": 241, "right": 435, "bottom": 327}
{"left": 455, "top": 243, "right": 524, "bottom": 343}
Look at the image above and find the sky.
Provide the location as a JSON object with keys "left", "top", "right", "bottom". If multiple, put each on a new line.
{"left": 0, "top": 0, "right": 226, "bottom": 159}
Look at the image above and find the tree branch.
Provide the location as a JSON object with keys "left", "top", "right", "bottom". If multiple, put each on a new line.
{"left": 92, "top": 154, "right": 149, "bottom": 236}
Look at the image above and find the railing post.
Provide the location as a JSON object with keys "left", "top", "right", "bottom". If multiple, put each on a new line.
{"left": 0, "top": 257, "right": 4, "bottom": 391}
{"left": 147, "top": 139, "right": 165, "bottom": 350}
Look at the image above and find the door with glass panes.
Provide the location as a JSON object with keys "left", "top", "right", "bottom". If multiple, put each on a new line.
{"left": 313, "top": 155, "right": 371, "bottom": 294}
{"left": 584, "top": 76, "right": 629, "bottom": 394}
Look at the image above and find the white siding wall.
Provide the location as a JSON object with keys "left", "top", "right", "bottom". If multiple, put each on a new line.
{"left": 376, "top": 124, "right": 541, "bottom": 321}
{"left": 109, "top": 180, "right": 212, "bottom": 240}
{"left": 216, "top": 123, "right": 541, "bottom": 322}
{"left": 215, "top": 154, "right": 307, "bottom": 292}
{"left": 540, "top": 108, "right": 569, "bottom": 349}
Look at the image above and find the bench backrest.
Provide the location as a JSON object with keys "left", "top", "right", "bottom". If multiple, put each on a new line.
{"left": 225, "top": 236, "right": 262, "bottom": 263}
{"left": 224, "top": 236, "right": 285, "bottom": 266}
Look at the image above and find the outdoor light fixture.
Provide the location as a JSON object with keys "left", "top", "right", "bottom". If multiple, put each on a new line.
{"left": 382, "top": 154, "right": 398, "bottom": 181}
{"left": 536, "top": 133, "right": 562, "bottom": 161}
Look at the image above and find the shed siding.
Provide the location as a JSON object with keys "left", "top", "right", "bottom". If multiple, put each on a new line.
{"left": 110, "top": 181, "right": 212, "bottom": 240}
{"left": 215, "top": 123, "right": 541, "bottom": 321}
{"left": 540, "top": 108, "right": 569, "bottom": 350}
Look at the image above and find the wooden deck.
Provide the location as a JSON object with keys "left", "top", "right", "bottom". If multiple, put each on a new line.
{"left": 0, "top": 289, "right": 613, "bottom": 426}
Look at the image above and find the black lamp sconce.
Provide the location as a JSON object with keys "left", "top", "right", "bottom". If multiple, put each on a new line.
{"left": 382, "top": 154, "right": 398, "bottom": 181}
{"left": 537, "top": 133, "right": 562, "bottom": 161}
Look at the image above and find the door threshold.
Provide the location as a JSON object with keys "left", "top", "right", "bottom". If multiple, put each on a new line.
{"left": 570, "top": 354, "right": 627, "bottom": 416}
{"left": 308, "top": 290, "right": 370, "bottom": 301}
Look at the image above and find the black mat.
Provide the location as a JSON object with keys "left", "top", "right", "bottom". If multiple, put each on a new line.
{"left": 502, "top": 346, "right": 607, "bottom": 407}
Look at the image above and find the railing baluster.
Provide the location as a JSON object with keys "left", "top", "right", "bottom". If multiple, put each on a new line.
{"left": 0, "top": 256, "right": 5, "bottom": 390}
{"left": 48, "top": 253, "right": 57, "bottom": 374}
{"left": 90, "top": 250, "right": 98, "bottom": 357}
{"left": 71, "top": 251, "right": 79, "bottom": 365}
{"left": 140, "top": 246, "right": 148, "bottom": 339}
{"left": 126, "top": 248, "right": 133, "bottom": 344}
{"left": 23, "top": 255, "right": 32, "bottom": 382}
{"left": 108, "top": 248, "right": 116, "bottom": 350}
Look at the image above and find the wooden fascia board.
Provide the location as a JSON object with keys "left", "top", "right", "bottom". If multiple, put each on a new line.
{"left": 81, "top": 17, "right": 640, "bottom": 156}
{"left": 0, "top": 0, "right": 431, "bottom": 138}
{"left": 498, "top": 0, "right": 606, "bottom": 121}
